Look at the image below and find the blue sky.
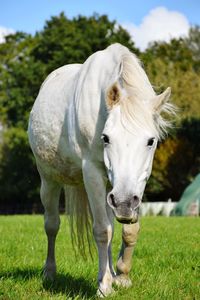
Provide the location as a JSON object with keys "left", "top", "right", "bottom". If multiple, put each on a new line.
{"left": 1, "top": 0, "right": 200, "bottom": 49}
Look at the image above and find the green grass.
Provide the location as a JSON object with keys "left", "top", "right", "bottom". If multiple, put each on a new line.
{"left": 0, "top": 215, "right": 199, "bottom": 299}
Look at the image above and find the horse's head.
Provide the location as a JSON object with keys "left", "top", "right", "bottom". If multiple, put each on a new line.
{"left": 102, "top": 82, "right": 173, "bottom": 224}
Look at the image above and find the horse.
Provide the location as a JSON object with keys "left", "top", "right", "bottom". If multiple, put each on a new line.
{"left": 28, "top": 43, "right": 175, "bottom": 297}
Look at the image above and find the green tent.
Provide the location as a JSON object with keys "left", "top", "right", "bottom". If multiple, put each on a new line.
{"left": 174, "top": 174, "right": 200, "bottom": 216}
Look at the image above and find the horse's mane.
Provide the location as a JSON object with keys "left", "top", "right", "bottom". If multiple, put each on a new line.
{"left": 108, "top": 44, "right": 175, "bottom": 139}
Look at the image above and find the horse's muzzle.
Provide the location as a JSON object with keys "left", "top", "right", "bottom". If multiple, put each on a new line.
{"left": 115, "top": 207, "right": 139, "bottom": 224}
{"left": 107, "top": 192, "right": 140, "bottom": 224}
{"left": 116, "top": 215, "right": 138, "bottom": 224}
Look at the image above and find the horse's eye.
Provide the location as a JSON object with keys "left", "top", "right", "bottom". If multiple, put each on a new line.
{"left": 101, "top": 134, "right": 110, "bottom": 144}
{"left": 147, "top": 138, "right": 155, "bottom": 147}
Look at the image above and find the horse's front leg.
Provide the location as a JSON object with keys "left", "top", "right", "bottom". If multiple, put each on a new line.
{"left": 107, "top": 204, "right": 115, "bottom": 278}
{"left": 115, "top": 222, "right": 140, "bottom": 287}
{"left": 82, "top": 159, "right": 114, "bottom": 297}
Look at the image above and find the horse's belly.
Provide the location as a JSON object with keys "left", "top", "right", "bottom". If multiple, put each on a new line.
{"left": 29, "top": 115, "right": 83, "bottom": 185}
{"left": 28, "top": 63, "right": 83, "bottom": 186}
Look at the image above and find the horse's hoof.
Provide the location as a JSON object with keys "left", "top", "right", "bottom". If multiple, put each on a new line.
{"left": 97, "top": 285, "right": 115, "bottom": 297}
{"left": 113, "top": 274, "right": 132, "bottom": 288}
{"left": 43, "top": 264, "right": 56, "bottom": 281}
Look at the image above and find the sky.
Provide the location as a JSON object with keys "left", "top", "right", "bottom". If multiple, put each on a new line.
{"left": 1, "top": 0, "right": 200, "bottom": 50}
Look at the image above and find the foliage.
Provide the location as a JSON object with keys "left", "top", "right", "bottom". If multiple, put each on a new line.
{"left": 0, "top": 12, "right": 200, "bottom": 211}
{"left": 142, "top": 28, "right": 200, "bottom": 200}
{"left": 185, "top": 26, "right": 200, "bottom": 71}
{"left": 146, "top": 119, "right": 200, "bottom": 201}
{"left": 0, "top": 13, "right": 138, "bottom": 212}
{"left": 0, "top": 127, "right": 40, "bottom": 213}
{"left": 0, "top": 13, "right": 137, "bottom": 129}
{"left": 0, "top": 32, "right": 45, "bottom": 128}
{"left": 143, "top": 38, "right": 194, "bottom": 72}
{"left": 32, "top": 13, "right": 138, "bottom": 73}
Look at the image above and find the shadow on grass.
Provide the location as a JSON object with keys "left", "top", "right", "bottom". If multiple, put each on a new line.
{"left": 0, "top": 267, "right": 41, "bottom": 280}
{"left": 43, "top": 272, "right": 96, "bottom": 299}
{"left": 0, "top": 267, "right": 96, "bottom": 299}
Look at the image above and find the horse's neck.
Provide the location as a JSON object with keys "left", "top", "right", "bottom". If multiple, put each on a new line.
{"left": 73, "top": 50, "right": 120, "bottom": 148}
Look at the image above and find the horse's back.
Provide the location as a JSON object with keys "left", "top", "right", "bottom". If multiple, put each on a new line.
{"left": 28, "top": 63, "right": 82, "bottom": 184}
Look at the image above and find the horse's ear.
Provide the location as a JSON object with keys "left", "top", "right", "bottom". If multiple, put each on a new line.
{"left": 152, "top": 87, "right": 171, "bottom": 112}
{"left": 106, "top": 83, "right": 121, "bottom": 109}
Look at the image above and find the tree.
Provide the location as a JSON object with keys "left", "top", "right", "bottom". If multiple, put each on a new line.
{"left": 32, "top": 13, "right": 139, "bottom": 73}
{"left": 143, "top": 35, "right": 200, "bottom": 201}
{"left": 0, "top": 12, "right": 199, "bottom": 211}
{"left": 146, "top": 118, "right": 200, "bottom": 202}
{"left": 0, "top": 13, "right": 138, "bottom": 213}
{"left": 142, "top": 38, "right": 194, "bottom": 73}
{"left": 0, "top": 127, "right": 41, "bottom": 213}
{"left": 0, "top": 32, "right": 45, "bottom": 128}
{"left": 185, "top": 26, "right": 200, "bottom": 71}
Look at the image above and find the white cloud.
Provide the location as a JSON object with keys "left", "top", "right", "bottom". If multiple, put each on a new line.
{"left": 0, "top": 26, "right": 15, "bottom": 43}
{"left": 123, "top": 7, "right": 190, "bottom": 50}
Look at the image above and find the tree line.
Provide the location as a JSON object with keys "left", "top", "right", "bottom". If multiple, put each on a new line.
{"left": 0, "top": 13, "right": 199, "bottom": 213}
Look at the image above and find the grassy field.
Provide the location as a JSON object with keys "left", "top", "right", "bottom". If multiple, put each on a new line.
{"left": 0, "top": 215, "right": 199, "bottom": 300}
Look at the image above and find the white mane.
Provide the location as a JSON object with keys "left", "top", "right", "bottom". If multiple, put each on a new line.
{"left": 107, "top": 44, "right": 175, "bottom": 139}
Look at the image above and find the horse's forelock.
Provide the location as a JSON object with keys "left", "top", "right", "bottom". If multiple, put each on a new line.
{"left": 119, "top": 96, "right": 159, "bottom": 137}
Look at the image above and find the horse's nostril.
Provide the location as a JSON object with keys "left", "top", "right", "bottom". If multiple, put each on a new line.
{"left": 133, "top": 195, "right": 140, "bottom": 207}
{"left": 127, "top": 200, "right": 132, "bottom": 208}
{"left": 109, "top": 193, "right": 117, "bottom": 208}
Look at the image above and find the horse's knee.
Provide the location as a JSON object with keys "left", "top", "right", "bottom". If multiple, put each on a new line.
{"left": 44, "top": 214, "right": 60, "bottom": 236}
{"left": 93, "top": 224, "right": 112, "bottom": 244}
{"left": 117, "top": 258, "right": 131, "bottom": 274}
{"left": 122, "top": 222, "right": 140, "bottom": 246}
{"left": 40, "top": 177, "right": 61, "bottom": 236}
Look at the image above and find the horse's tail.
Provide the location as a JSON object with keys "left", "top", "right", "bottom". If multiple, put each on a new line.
{"left": 64, "top": 185, "right": 94, "bottom": 258}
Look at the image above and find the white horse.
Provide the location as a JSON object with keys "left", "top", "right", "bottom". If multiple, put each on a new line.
{"left": 28, "top": 43, "right": 174, "bottom": 297}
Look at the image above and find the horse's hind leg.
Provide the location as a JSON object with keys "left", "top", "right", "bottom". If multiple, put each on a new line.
{"left": 115, "top": 222, "right": 140, "bottom": 287}
{"left": 40, "top": 173, "right": 61, "bottom": 280}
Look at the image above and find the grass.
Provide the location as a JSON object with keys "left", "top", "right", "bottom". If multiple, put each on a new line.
{"left": 0, "top": 215, "right": 199, "bottom": 299}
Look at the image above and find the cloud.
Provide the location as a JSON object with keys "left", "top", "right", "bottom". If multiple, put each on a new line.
{"left": 0, "top": 26, "right": 15, "bottom": 43}
{"left": 123, "top": 7, "right": 190, "bottom": 50}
